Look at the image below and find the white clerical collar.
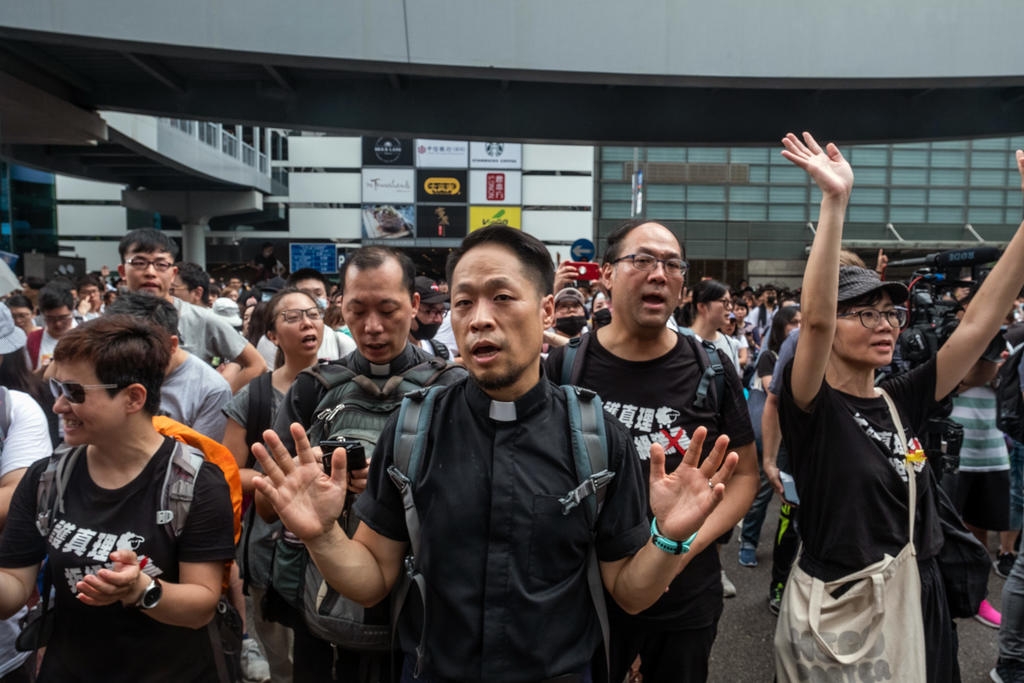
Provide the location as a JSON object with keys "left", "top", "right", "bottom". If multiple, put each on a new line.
{"left": 489, "top": 400, "right": 517, "bottom": 422}
{"left": 369, "top": 362, "right": 390, "bottom": 376}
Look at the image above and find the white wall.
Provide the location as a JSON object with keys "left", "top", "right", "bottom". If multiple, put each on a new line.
{"left": 55, "top": 176, "right": 124, "bottom": 201}
{"left": 286, "top": 137, "right": 362, "bottom": 168}
{"left": 288, "top": 172, "right": 361, "bottom": 203}
{"left": 522, "top": 176, "right": 593, "bottom": 207}
{"left": 60, "top": 240, "right": 122, "bottom": 271}
{"left": 288, "top": 208, "right": 362, "bottom": 239}
{"left": 523, "top": 144, "right": 593, "bottom": 173}
{"left": 56, "top": 205, "right": 127, "bottom": 237}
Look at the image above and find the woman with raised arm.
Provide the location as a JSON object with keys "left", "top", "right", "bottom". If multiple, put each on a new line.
{"left": 774, "top": 133, "right": 1024, "bottom": 683}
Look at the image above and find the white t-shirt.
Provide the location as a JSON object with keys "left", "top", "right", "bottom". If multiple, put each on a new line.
{"left": 0, "top": 390, "right": 51, "bottom": 675}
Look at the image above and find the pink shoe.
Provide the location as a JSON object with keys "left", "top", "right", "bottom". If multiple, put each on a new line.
{"left": 976, "top": 599, "right": 1002, "bottom": 628}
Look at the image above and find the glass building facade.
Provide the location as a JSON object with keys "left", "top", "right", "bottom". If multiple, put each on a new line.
{"left": 0, "top": 162, "right": 58, "bottom": 261}
{"left": 597, "top": 136, "right": 1024, "bottom": 284}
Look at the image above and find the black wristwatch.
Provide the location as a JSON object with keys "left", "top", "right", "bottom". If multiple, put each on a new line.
{"left": 136, "top": 576, "right": 162, "bottom": 610}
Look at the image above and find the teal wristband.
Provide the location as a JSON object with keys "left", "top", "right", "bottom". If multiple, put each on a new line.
{"left": 650, "top": 517, "right": 697, "bottom": 555}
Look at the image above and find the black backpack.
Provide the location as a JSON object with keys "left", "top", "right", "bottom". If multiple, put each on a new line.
{"left": 996, "top": 343, "right": 1024, "bottom": 443}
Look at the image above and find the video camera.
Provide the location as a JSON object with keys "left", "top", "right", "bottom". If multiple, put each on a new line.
{"left": 885, "top": 247, "right": 1003, "bottom": 474}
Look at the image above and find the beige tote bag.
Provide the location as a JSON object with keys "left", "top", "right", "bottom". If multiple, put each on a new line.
{"left": 774, "top": 389, "right": 926, "bottom": 682}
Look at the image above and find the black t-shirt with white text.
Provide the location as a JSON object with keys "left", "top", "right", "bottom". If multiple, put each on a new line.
{"left": 778, "top": 358, "right": 943, "bottom": 580}
{"left": 0, "top": 437, "right": 236, "bottom": 682}
{"left": 548, "top": 333, "right": 755, "bottom": 627}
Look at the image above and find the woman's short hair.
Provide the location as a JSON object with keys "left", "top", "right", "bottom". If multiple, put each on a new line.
{"left": 52, "top": 314, "right": 171, "bottom": 415}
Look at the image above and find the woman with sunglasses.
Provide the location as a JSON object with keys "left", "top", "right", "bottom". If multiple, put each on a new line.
{"left": 221, "top": 288, "right": 326, "bottom": 682}
{"left": 774, "top": 132, "right": 1024, "bottom": 682}
{"left": 0, "top": 315, "right": 235, "bottom": 682}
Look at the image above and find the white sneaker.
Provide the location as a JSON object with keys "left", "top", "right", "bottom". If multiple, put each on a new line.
{"left": 721, "top": 569, "right": 737, "bottom": 598}
{"left": 240, "top": 637, "right": 271, "bottom": 683}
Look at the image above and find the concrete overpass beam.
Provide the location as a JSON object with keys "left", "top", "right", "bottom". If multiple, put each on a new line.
{"left": 121, "top": 189, "right": 262, "bottom": 267}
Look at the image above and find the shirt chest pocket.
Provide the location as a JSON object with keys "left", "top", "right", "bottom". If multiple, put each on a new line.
{"left": 527, "top": 494, "right": 594, "bottom": 588}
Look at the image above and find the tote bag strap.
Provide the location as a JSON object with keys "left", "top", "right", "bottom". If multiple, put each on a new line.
{"left": 876, "top": 387, "right": 916, "bottom": 546}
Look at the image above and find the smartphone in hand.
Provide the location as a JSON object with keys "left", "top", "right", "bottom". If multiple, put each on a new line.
{"left": 318, "top": 440, "right": 367, "bottom": 475}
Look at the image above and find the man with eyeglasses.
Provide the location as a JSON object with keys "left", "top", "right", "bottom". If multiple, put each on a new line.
{"left": 408, "top": 276, "right": 451, "bottom": 360}
{"left": 545, "top": 219, "right": 758, "bottom": 683}
{"left": 117, "top": 228, "right": 266, "bottom": 394}
{"left": 26, "top": 282, "right": 77, "bottom": 374}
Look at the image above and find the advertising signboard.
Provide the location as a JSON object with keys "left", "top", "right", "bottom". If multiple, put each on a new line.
{"left": 469, "top": 206, "right": 522, "bottom": 231}
{"left": 416, "top": 169, "right": 467, "bottom": 203}
{"left": 415, "top": 139, "right": 469, "bottom": 168}
{"left": 362, "top": 136, "right": 414, "bottom": 166}
{"left": 361, "top": 168, "right": 415, "bottom": 204}
{"left": 416, "top": 205, "right": 467, "bottom": 238}
{"left": 469, "top": 171, "right": 522, "bottom": 205}
{"left": 361, "top": 204, "right": 415, "bottom": 239}
{"left": 469, "top": 142, "right": 522, "bottom": 169}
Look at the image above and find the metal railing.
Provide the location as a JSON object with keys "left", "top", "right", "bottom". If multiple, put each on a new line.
{"left": 164, "top": 118, "right": 270, "bottom": 177}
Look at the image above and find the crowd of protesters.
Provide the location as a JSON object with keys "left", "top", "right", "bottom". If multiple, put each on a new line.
{"left": 2, "top": 138, "right": 1024, "bottom": 683}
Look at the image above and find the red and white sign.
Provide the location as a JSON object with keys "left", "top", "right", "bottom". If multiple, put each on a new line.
{"left": 469, "top": 170, "right": 521, "bottom": 205}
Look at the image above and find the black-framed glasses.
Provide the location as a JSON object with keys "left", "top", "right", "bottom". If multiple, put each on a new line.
{"left": 125, "top": 257, "right": 174, "bottom": 272}
{"left": 612, "top": 254, "right": 688, "bottom": 276}
{"left": 837, "top": 307, "right": 908, "bottom": 329}
{"left": 277, "top": 307, "right": 324, "bottom": 324}
{"left": 717, "top": 297, "right": 733, "bottom": 309}
{"left": 49, "top": 378, "right": 124, "bottom": 404}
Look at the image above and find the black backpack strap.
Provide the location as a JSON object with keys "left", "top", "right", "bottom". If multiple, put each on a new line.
{"left": 560, "top": 385, "right": 613, "bottom": 683}
{"left": 245, "top": 372, "right": 275, "bottom": 457}
{"left": 683, "top": 333, "right": 725, "bottom": 411}
{"left": 387, "top": 385, "right": 444, "bottom": 678}
{"left": 560, "top": 333, "right": 591, "bottom": 386}
{"left": 427, "top": 338, "right": 450, "bottom": 361}
{"left": 35, "top": 445, "right": 82, "bottom": 539}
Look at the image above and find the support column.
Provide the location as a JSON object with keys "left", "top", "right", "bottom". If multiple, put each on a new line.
{"left": 181, "top": 221, "right": 208, "bottom": 265}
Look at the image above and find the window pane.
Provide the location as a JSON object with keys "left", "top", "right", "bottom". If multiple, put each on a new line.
{"left": 929, "top": 169, "right": 966, "bottom": 186}
{"left": 891, "top": 168, "right": 927, "bottom": 184}
{"left": 928, "top": 206, "right": 963, "bottom": 223}
{"left": 891, "top": 206, "right": 925, "bottom": 222}
{"left": 647, "top": 148, "right": 686, "bottom": 162}
{"left": 729, "top": 148, "right": 770, "bottom": 164}
{"left": 890, "top": 188, "right": 926, "bottom": 205}
{"left": 687, "top": 185, "right": 726, "bottom": 202}
{"left": 687, "top": 148, "right": 727, "bottom": 163}
{"left": 850, "top": 148, "right": 889, "bottom": 166}
{"left": 728, "top": 204, "right": 767, "bottom": 220}
{"left": 730, "top": 186, "right": 768, "bottom": 203}
{"left": 967, "top": 207, "right": 1004, "bottom": 224}
{"left": 647, "top": 202, "right": 685, "bottom": 219}
{"left": 849, "top": 206, "right": 885, "bottom": 223}
{"left": 646, "top": 185, "right": 684, "bottom": 201}
{"left": 768, "top": 205, "right": 806, "bottom": 221}
{"left": 687, "top": 204, "right": 725, "bottom": 220}
{"left": 928, "top": 189, "right": 965, "bottom": 206}
{"left": 892, "top": 149, "right": 928, "bottom": 166}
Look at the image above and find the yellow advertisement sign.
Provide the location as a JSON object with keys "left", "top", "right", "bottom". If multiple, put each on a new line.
{"left": 422, "top": 177, "right": 462, "bottom": 196}
{"left": 469, "top": 206, "right": 521, "bottom": 232}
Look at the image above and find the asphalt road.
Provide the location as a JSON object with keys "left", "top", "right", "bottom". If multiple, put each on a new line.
{"left": 709, "top": 493, "right": 1003, "bottom": 682}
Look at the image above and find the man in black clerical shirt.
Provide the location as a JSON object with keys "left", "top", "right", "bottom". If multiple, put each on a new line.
{"left": 253, "top": 227, "right": 738, "bottom": 682}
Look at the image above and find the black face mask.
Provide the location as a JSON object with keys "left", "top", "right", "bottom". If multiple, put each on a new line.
{"left": 555, "top": 315, "right": 587, "bottom": 336}
{"left": 411, "top": 321, "right": 441, "bottom": 340}
{"left": 766, "top": 296, "right": 777, "bottom": 307}
{"left": 591, "top": 308, "right": 612, "bottom": 329}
